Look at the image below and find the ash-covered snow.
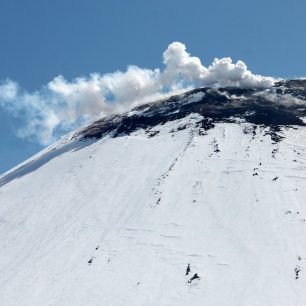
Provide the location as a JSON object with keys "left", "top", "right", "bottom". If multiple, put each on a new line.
{"left": 76, "top": 79, "right": 306, "bottom": 140}
{"left": 0, "top": 81, "right": 306, "bottom": 305}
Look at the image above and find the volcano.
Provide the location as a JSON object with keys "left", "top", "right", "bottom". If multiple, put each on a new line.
{"left": 0, "top": 80, "right": 306, "bottom": 306}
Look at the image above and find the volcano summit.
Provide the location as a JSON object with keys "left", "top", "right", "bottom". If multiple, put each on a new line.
{"left": 0, "top": 80, "right": 306, "bottom": 305}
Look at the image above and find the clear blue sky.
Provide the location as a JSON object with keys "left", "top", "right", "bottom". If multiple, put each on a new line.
{"left": 0, "top": 0, "right": 305, "bottom": 174}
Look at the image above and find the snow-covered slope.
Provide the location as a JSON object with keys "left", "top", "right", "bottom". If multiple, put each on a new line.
{"left": 1, "top": 81, "right": 306, "bottom": 306}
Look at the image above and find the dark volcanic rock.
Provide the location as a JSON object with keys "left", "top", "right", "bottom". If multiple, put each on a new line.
{"left": 75, "top": 80, "right": 306, "bottom": 141}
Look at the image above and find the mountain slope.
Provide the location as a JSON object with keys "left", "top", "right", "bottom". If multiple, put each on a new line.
{"left": 0, "top": 81, "right": 306, "bottom": 305}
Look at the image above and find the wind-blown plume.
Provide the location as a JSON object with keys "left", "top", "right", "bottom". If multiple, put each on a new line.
{"left": 0, "top": 42, "right": 275, "bottom": 144}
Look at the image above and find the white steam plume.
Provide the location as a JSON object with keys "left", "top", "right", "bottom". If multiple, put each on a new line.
{"left": 0, "top": 42, "right": 275, "bottom": 144}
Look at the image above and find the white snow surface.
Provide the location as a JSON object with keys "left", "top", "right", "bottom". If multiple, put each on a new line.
{"left": 0, "top": 115, "right": 306, "bottom": 306}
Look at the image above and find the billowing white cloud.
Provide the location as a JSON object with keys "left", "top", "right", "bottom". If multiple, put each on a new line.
{"left": 0, "top": 42, "right": 275, "bottom": 144}
{"left": 162, "top": 42, "right": 274, "bottom": 88}
{"left": 0, "top": 80, "right": 18, "bottom": 103}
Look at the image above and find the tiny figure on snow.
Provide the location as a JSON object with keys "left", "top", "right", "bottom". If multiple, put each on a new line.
{"left": 188, "top": 273, "right": 200, "bottom": 283}
{"left": 185, "top": 263, "right": 191, "bottom": 275}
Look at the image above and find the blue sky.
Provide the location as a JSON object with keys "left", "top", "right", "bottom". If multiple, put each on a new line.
{"left": 0, "top": 0, "right": 305, "bottom": 174}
